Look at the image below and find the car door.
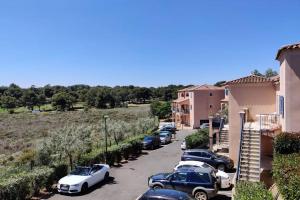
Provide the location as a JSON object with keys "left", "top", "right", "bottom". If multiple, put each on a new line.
{"left": 170, "top": 172, "right": 189, "bottom": 193}
{"left": 89, "top": 166, "right": 103, "bottom": 186}
{"left": 187, "top": 172, "right": 212, "bottom": 194}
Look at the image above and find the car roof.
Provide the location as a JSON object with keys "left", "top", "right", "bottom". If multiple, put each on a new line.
{"left": 184, "top": 149, "right": 212, "bottom": 153}
{"left": 179, "top": 160, "right": 204, "bottom": 166}
{"left": 160, "top": 132, "right": 170, "bottom": 135}
{"left": 144, "top": 189, "right": 189, "bottom": 198}
{"left": 176, "top": 166, "right": 213, "bottom": 174}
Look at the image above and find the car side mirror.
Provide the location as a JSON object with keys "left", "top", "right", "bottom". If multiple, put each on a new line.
{"left": 211, "top": 156, "right": 215, "bottom": 160}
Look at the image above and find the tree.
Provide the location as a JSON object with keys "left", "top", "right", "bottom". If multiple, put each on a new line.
{"left": 22, "top": 89, "right": 39, "bottom": 110}
{"left": 150, "top": 101, "right": 172, "bottom": 119}
{"left": 51, "top": 92, "right": 75, "bottom": 111}
{"left": 37, "top": 94, "right": 47, "bottom": 111}
{"left": 251, "top": 69, "right": 263, "bottom": 76}
{"left": 0, "top": 95, "right": 17, "bottom": 110}
{"left": 265, "top": 68, "right": 278, "bottom": 78}
{"left": 214, "top": 81, "right": 226, "bottom": 87}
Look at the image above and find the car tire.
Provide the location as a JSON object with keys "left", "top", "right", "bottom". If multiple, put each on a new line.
{"left": 217, "top": 164, "right": 226, "bottom": 171}
{"left": 153, "top": 185, "right": 163, "bottom": 190}
{"left": 105, "top": 172, "right": 109, "bottom": 180}
{"left": 81, "top": 183, "right": 88, "bottom": 194}
{"left": 194, "top": 190, "right": 207, "bottom": 200}
{"left": 151, "top": 144, "right": 154, "bottom": 150}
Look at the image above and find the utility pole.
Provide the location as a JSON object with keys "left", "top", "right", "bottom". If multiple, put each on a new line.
{"left": 104, "top": 115, "right": 109, "bottom": 164}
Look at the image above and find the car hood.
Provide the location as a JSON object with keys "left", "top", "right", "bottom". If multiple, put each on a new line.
{"left": 216, "top": 170, "right": 229, "bottom": 178}
{"left": 151, "top": 173, "right": 171, "bottom": 181}
{"left": 59, "top": 175, "right": 89, "bottom": 185}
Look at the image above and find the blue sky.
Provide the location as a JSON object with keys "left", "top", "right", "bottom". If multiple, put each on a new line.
{"left": 0, "top": 0, "right": 300, "bottom": 87}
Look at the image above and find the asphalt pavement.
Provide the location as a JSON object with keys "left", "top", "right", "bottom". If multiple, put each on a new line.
{"left": 48, "top": 129, "right": 233, "bottom": 200}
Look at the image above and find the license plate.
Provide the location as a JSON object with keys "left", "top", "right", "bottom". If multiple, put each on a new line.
{"left": 61, "top": 186, "right": 68, "bottom": 190}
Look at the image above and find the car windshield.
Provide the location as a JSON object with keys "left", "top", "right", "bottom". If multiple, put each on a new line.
{"left": 144, "top": 136, "right": 153, "bottom": 141}
{"left": 160, "top": 134, "right": 166, "bottom": 137}
{"left": 202, "top": 163, "right": 212, "bottom": 168}
{"left": 70, "top": 167, "right": 91, "bottom": 176}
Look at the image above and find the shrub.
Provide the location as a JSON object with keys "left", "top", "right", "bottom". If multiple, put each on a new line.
{"left": 274, "top": 132, "right": 300, "bottom": 154}
{"left": 0, "top": 166, "right": 55, "bottom": 200}
{"left": 234, "top": 181, "right": 273, "bottom": 200}
{"left": 273, "top": 153, "right": 300, "bottom": 200}
{"left": 185, "top": 129, "right": 209, "bottom": 149}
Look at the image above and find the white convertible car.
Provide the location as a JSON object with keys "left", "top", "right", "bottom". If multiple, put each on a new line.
{"left": 174, "top": 161, "right": 231, "bottom": 189}
{"left": 58, "top": 164, "right": 110, "bottom": 194}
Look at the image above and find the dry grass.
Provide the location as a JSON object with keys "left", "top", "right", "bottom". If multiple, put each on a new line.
{"left": 0, "top": 104, "right": 151, "bottom": 156}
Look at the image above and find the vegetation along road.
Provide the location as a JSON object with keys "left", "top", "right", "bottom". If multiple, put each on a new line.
{"left": 49, "top": 129, "right": 233, "bottom": 200}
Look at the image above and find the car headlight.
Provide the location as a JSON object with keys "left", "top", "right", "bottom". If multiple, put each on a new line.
{"left": 71, "top": 184, "right": 80, "bottom": 187}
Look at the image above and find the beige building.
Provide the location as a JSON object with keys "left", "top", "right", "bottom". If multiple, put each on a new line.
{"left": 172, "top": 85, "right": 225, "bottom": 129}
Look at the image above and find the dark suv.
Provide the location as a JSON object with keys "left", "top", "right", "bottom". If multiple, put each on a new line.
{"left": 142, "top": 135, "right": 161, "bottom": 150}
{"left": 181, "top": 149, "right": 233, "bottom": 171}
{"left": 137, "top": 189, "right": 192, "bottom": 200}
{"left": 148, "top": 167, "right": 218, "bottom": 200}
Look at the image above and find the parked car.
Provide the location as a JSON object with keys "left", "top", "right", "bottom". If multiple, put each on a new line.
{"left": 174, "top": 161, "right": 231, "bottom": 189}
{"left": 181, "top": 149, "right": 234, "bottom": 171}
{"left": 143, "top": 135, "right": 161, "bottom": 150}
{"left": 200, "top": 123, "right": 209, "bottom": 129}
{"left": 181, "top": 140, "right": 187, "bottom": 150}
{"left": 160, "top": 131, "right": 172, "bottom": 144}
{"left": 57, "top": 164, "right": 110, "bottom": 194}
{"left": 160, "top": 125, "right": 176, "bottom": 134}
{"left": 136, "top": 189, "right": 193, "bottom": 200}
{"left": 148, "top": 167, "right": 218, "bottom": 200}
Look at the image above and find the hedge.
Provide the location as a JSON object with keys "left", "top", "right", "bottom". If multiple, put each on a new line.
{"left": 0, "top": 164, "right": 68, "bottom": 200}
{"left": 185, "top": 129, "right": 209, "bottom": 149}
{"left": 273, "top": 153, "right": 300, "bottom": 200}
{"left": 234, "top": 181, "right": 273, "bottom": 200}
{"left": 78, "top": 134, "right": 145, "bottom": 166}
{"left": 274, "top": 132, "right": 300, "bottom": 154}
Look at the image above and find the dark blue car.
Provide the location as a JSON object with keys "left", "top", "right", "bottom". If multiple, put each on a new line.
{"left": 137, "top": 189, "right": 193, "bottom": 200}
{"left": 181, "top": 149, "right": 234, "bottom": 171}
{"left": 148, "top": 167, "right": 218, "bottom": 200}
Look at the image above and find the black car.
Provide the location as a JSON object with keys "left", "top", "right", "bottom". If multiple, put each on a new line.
{"left": 181, "top": 149, "right": 234, "bottom": 171}
{"left": 148, "top": 167, "right": 218, "bottom": 200}
{"left": 142, "top": 135, "right": 161, "bottom": 150}
{"left": 137, "top": 189, "right": 192, "bottom": 200}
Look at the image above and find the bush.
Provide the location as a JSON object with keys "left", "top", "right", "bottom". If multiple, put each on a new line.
{"left": 234, "top": 181, "right": 273, "bottom": 200}
{"left": 274, "top": 132, "right": 300, "bottom": 154}
{"left": 150, "top": 101, "right": 171, "bottom": 119}
{"left": 185, "top": 129, "right": 209, "bottom": 149}
{"left": 0, "top": 167, "right": 55, "bottom": 200}
{"left": 273, "top": 153, "right": 300, "bottom": 200}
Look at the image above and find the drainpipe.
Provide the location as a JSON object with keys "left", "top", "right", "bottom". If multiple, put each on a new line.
{"left": 209, "top": 116, "right": 214, "bottom": 150}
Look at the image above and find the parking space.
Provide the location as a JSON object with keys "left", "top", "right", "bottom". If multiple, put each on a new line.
{"left": 49, "top": 130, "right": 233, "bottom": 200}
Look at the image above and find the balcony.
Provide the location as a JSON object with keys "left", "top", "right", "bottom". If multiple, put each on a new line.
{"left": 244, "top": 114, "right": 281, "bottom": 132}
{"left": 172, "top": 108, "right": 190, "bottom": 115}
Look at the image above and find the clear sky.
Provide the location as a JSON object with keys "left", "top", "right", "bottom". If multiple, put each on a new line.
{"left": 0, "top": 0, "right": 300, "bottom": 88}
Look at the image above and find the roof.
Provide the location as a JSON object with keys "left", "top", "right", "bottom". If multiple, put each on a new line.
{"left": 173, "top": 98, "right": 189, "bottom": 103}
{"left": 276, "top": 42, "right": 300, "bottom": 60}
{"left": 226, "top": 75, "right": 274, "bottom": 85}
{"left": 178, "top": 84, "right": 224, "bottom": 92}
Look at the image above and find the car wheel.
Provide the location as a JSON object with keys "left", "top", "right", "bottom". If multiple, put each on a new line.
{"left": 217, "top": 164, "right": 226, "bottom": 171}
{"left": 105, "top": 172, "right": 109, "bottom": 180}
{"left": 153, "top": 185, "right": 163, "bottom": 190}
{"left": 194, "top": 190, "right": 207, "bottom": 200}
{"left": 151, "top": 144, "right": 154, "bottom": 150}
{"left": 81, "top": 183, "right": 88, "bottom": 194}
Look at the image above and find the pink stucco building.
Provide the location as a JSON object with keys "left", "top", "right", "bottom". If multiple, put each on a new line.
{"left": 222, "top": 42, "right": 300, "bottom": 182}
{"left": 172, "top": 85, "right": 225, "bottom": 129}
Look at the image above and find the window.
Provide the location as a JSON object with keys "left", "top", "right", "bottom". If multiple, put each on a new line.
{"left": 209, "top": 105, "right": 213, "bottom": 108}
{"left": 210, "top": 92, "right": 213, "bottom": 96}
{"left": 189, "top": 172, "right": 210, "bottom": 183}
{"left": 190, "top": 105, "right": 192, "bottom": 110}
{"left": 279, "top": 96, "right": 284, "bottom": 117}
{"left": 186, "top": 93, "right": 189, "bottom": 97}
{"left": 225, "top": 89, "right": 229, "bottom": 96}
{"left": 172, "top": 172, "right": 188, "bottom": 182}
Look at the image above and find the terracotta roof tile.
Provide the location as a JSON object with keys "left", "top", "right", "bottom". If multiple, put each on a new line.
{"left": 179, "top": 84, "right": 224, "bottom": 92}
{"left": 276, "top": 42, "right": 300, "bottom": 60}
{"left": 226, "top": 75, "right": 273, "bottom": 85}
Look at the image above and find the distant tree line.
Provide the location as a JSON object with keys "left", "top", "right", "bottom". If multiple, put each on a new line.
{"left": 0, "top": 84, "right": 187, "bottom": 112}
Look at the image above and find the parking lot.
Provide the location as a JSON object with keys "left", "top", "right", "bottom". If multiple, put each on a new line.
{"left": 49, "top": 130, "right": 233, "bottom": 200}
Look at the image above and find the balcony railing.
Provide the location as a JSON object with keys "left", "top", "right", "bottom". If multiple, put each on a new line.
{"left": 257, "top": 114, "right": 281, "bottom": 131}
{"left": 172, "top": 108, "right": 190, "bottom": 114}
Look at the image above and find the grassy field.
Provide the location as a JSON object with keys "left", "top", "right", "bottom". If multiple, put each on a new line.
{"left": 0, "top": 104, "right": 151, "bottom": 157}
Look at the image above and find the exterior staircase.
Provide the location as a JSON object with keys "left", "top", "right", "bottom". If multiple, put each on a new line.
{"left": 238, "top": 129, "right": 261, "bottom": 182}
{"left": 220, "top": 129, "right": 229, "bottom": 146}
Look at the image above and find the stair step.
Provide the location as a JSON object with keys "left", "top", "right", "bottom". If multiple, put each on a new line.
{"left": 240, "top": 166, "right": 260, "bottom": 171}
{"left": 240, "top": 173, "right": 260, "bottom": 179}
{"left": 240, "top": 168, "right": 260, "bottom": 174}
{"left": 241, "top": 149, "right": 260, "bottom": 154}
{"left": 239, "top": 176, "right": 260, "bottom": 182}
{"left": 242, "top": 143, "right": 260, "bottom": 149}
